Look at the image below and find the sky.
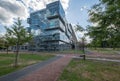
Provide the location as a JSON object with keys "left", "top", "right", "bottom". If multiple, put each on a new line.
{"left": 66, "top": 0, "right": 99, "bottom": 28}
{"left": 0, "top": 0, "right": 99, "bottom": 37}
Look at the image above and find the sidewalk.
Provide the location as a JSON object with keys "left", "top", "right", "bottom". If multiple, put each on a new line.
{"left": 19, "top": 56, "right": 71, "bottom": 81}
{"left": 1, "top": 53, "right": 118, "bottom": 81}
{"left": 87, "top": 57, "right": 120, "bottom": 62}
{"left": 0, "top": 56, "right": 62, "bottom": 81}
{"left": 73, "top": 56, "right": 120, "bottom": 63}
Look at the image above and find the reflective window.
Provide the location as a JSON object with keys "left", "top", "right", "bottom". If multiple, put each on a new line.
{"left": 59, "top": 2, "right": 65, "bottom": 18}
{"left": 31, "top": 29, "right": 41, "bottom": 36}
{"left": 49, "top": 19, "right": 59, "bottom": 28}
{"left": 59, "top": 20, "right": 65, "bottom": 31}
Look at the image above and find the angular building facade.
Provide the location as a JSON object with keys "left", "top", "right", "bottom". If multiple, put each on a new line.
{"left": 27, "top": 1, "right": 77, "bottom": 51}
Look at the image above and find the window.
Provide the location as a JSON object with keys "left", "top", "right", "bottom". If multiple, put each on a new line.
{"left": 49, "top": 19, "right": 59, "bottom": 28}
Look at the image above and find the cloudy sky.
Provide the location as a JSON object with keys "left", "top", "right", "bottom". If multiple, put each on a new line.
{"left": 0, "top": 0, "right": 99, "bottom": 35}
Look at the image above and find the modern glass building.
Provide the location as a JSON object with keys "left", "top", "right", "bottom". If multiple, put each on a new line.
{"left": 27, "top": 1, "right": 77, "bottom": 51}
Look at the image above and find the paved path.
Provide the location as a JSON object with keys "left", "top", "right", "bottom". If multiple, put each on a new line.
{"left": 0, "top": 55, "right": 72, "bottom": 81}
{"left": 19, "top": 56, "right": 71, "bottom": 81}
{"left": 73, "top": 56, "right": 120, "bottom": 62}
{"left": 0, "top": 56, "right": 62, "bottom": 81}
{"left": 1, "top": 53, "right": 119, "bottom": 81}
{"left": 87, "top": 57, "right": 120, "bottom": 62}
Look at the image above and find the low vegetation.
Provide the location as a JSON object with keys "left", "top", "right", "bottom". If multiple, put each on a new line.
{"left": 36, "top": 50, "right": 84, "bottom": 55}
{"left": 0, "top": 53, "right": 54, "bottom": 76}
{"left": 89, "top": 48, "right": 120, "bottom": 54}
{"left": 5, "top": 18, "right": 33, "bottom": 67}
{"left": 58, "top": 60, "right": 120, "bottom": 81}
{"left": 57, "top": 50, "right": 84, "bottom": 54}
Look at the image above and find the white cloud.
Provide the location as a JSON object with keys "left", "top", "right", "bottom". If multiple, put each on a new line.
{"left": 0, "top": 7, "right": 13, "bottom": 24}
{"left": 92, "top": 23, "right": 98, "bottom": 26}
{"left": 23, "top": 0, "right": 70, "bottom": 12}
{"left": 60, "top": 0, "right": 69, "bottom": 10}
{"left": 0, "top": 0, "right": 28, "bottom": 25}
{"left": 80, "top": 6, "right": 87, "bottom": 11}
{"left": 0, "top": 31, "right": 6, "bottom": 36}
{"left": 76, "top": 31, "right": 92, "bottom": 43}
{"left": 0, "top": 0, "right": 70, "bottom": 25}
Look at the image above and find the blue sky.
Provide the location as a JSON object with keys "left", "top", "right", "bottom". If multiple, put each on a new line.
{"left": 0, "top": 0, "right": 99, "bottom": 35}
{"left": 66, "top": 0, "right": 99, "bottom": 28}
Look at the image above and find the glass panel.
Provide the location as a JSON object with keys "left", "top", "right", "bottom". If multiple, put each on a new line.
{"left": 59, "top": 2, "right": 65, "bottom": 18}
{"left": 49, "top": 19, "right": 59, "bottom": 28}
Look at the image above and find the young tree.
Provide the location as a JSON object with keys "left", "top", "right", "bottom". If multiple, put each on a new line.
{"left": 5, "top": 18, "right": 33, "bottom": 67}
{"left": 0, "top": 35, "right": 5, "bottom": 51}
{"left": 4, "top": 32, "right": 16, "bottom": 54}
{"left": 76, "top": 25, "right": 86, "bottom": 53}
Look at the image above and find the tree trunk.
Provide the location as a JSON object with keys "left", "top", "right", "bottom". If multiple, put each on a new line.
{"left": 6, "top": 47, "right": 8, "bottom": 54}
{"left": 112, "top": 42, "right": 116, "bottom": 50}
{"left": 83, "top": 43, "right": 85, "bottom": 54}
{"left": 14, "top": 43, "right": 19, "bottom": 67}
{"left": 94, "top": 44, "right": 97, "bottom": 50}
{"left": 113, "top": 46, "right": 116, "bottom": 50}
{"left": 82, "top": 40, "right": 85, "bottom": 54}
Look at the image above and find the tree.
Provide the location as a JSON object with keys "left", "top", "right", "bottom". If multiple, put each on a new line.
{"left": 0, "top": 34, "right": 14, "bottom": 54}
{"left": 86, "top": 25, "right": 107, "bottom": 48}
{"left": 87, "top": 0, "right": 120, "bottom": 49}
{"left": 4, "top": 31, "right": 16, "bottom": 54}
{"left": 75, "top": 24, "right": 85, "bottom": 32}
{"left": 0, "top": 35, "right": 5, "bottom": 50}
{"left": 76, "top": 25, "right": 86, "bottom": 53}
{"left": 5, "top": 18, "right": 33, "bottom": 67}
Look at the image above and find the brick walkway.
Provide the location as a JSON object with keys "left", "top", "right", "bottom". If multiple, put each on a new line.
{"left": 19, "top": 56, "right": 72, "bottom": 81}
{"left": 0, "top": 56, "right": 62, "bottom": 81}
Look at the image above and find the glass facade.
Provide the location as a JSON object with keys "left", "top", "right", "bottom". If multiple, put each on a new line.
{"left": 49, "top": 18, "right": 59, "bottom": 28}
{"left": 27, "top": 1, "right": 76, "bottom": 51}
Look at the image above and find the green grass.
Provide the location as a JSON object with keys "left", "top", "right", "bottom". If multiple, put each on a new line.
{"left": 32, "top": 50, "right": 84, "bottom": 55}
{"left": 58, "top": 60, "right": 120, "bottom": 81}
{"left": 89, "top": 48, "right": 120, "bottom": 54}
{"left": 55, "top": 50, "right": 84, "bottom": 54}
{"left": 0, "top": 53, "right": 54, "bottom": 76}
{"left": 20, "top": 50, "right": 84, "bottom": 55}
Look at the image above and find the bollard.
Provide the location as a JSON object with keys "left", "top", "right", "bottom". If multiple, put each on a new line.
{"left": 80, "top": 54, "right": 86, "bottom": 60}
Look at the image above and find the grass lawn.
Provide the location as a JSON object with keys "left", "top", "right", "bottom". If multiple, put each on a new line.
{"left": 22, "top": 50, "right": 84, "bottom": 55}
{"left": 58, "top": 59, "right": 120, "bottom": 81}
{"left": 34, "top": 50, "right": 84, "bottom": 55}
{"left": 0, "top": 53, "right": 54, "bottom": 76}
{"left": 89, "top": 48, "right": 120, "bottom": 54}
{"left": 55, "top": 50, "right": 84, "bottom": 54}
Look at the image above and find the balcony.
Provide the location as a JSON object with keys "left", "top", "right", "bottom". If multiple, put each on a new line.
{"left": 45, "top": 27, "right": 64, "bottom": 32}
{"left": 47, "top": 13, "right": 65, "bottom": 26}
{"left": 39, "top": 34, "right": 60, "bottom": 42}
{"left": 47, "top": 12, "right": 59, "bottom": 19}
